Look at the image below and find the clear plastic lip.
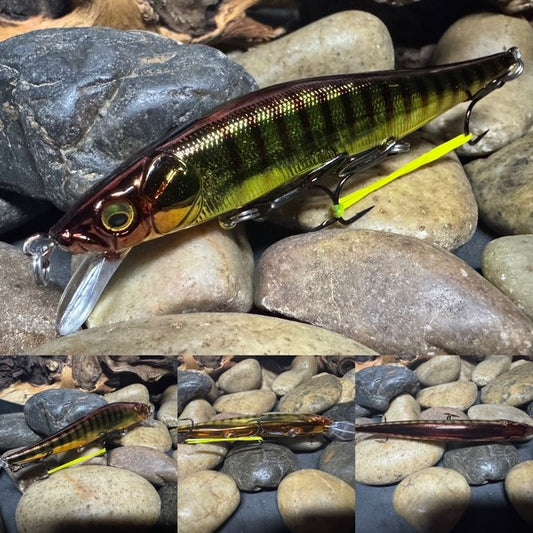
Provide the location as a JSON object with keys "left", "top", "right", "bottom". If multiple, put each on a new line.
{"left": 329, "top": 421, "right": 355, "bottom": 441}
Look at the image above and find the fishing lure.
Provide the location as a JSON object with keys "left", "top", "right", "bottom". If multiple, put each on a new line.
{"left": 23, "top": 47, "right": 524, "bottom": 334}
{"left": 177, "top": 413, "right": 355, "bottom": 444}
{"left": 0, "top": 402, "right": 151, "bottom": 471}
{"left": 356, "top": 419, "right": 533, "bottom": 442}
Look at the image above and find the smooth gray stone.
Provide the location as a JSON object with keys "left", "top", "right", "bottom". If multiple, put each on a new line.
{"left": 355, "top": 404, "right": 372, "bottom": 418}
{"left": 221, "top": 442, "right": 299, "bottom": 492}
{"left": 319, "top": 440, "right": 354, "bottom": 486}
{"left": 23, "top": 389, "right": 107, "bottom": 435}
{"left": 356, "top": 366, "right": 419, "bottom": 411}
{"left": 0, "top": 413, "right": 41, "bottom": 450}
{"left": 528, "top": 401, "right": 533, "bottom": 417}
{"left": 177, "top": 371, "right": 213, "bottom": 414}
{"left": 0, "top": 28, "right": 256, "bottom": 211}
{"left": 443, "top": 443, "right": 519, "bottom": 485}
{"left": 0, "top": 192, "right": 50, "bottom": 234}
{"left": 323, "top": 401, "right": 355, "bottom": 422}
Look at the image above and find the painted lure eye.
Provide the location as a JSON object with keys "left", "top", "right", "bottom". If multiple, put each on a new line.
{"left": 100, "top": 201, "right": 136, "bottom": 232}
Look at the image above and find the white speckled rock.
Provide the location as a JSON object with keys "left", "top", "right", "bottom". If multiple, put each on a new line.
{"left": 356, "top": 438, "right": 445, "bottom": 485}
{"left": 156, "top": 399, "right": 178, "bottom": 428}
{"left": 16, "top": 465, "right": 160, "bottom": 533}
{"left": 426, "top": 13, "right": 533, "bottom": 156}
{"left": 393, "top": 467, "right": 471, "bottom": 533}
{"left": 85, "top": 222, "right": 253, "bottom": 328}
{"left": 217, "top": 358, "right": 262, "bottom": 393}
{"left": 277, "top": 470, "right": 355, "bottom": 533}
{"left": 231, "top": 11, "right": 393, "bottom": 87}
{"left": 505, "top": 461, "right": 533, "bottom": 524}
{"left": 272, "top": 356, "right": 318, "bottom": 396}
{"left": 480, "top": 362, "right": 533, "bottom": 406}
{"left": 178, "top": 399, "right": 216, "bottom": 425}
{"left": 213, "top": 389, "right": 277, "bottom": 415}
{"left": 178, "top": 470, "right": 240, "bottom": 533}
{"left": 416, "top": 381, "right": 478, "bottom": 410}
{"left": 471, "top": 356, "right": 513, "bottom": 387}
{"left": 278, "top": 373, "right": 342, "bottom": 413}
{"left": 416, "top": 356, "right": 462, "bottom": 386}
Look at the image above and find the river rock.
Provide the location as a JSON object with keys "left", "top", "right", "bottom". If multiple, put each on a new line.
{"left": 272, "top": 356, "right": 317, "bottom": 396}
{"left": 0, "top": 28, "right": 256, "bottom": 211}
{"left": 156, "top": 399, "right": 178, "bottom": 428}
{"left": 104, "top": 383, "right": 151, "bottom": 405}
{"left": 319, "top": 440, "right": 355, "bottom": 486}
{"left": 85, "top": 223, "right": 253, "bottom": 328}
{"left": 0, "top": 242, "right": 61, "bottom": 354}
{"left": 480, "top": 362, "right": 533, "bottom": 406}
{"left": 278, "top": 373, "right": 342, "bottom": 413}
{"left": 214, "top": 389, "right": 276, "bottom": 415}
{"left": 466, "top": 134, "right": 533, "bottom": 236}
{"left": 107, "top": 445, "right": 177, "bottom": 486}
{"left": 471, "top": 356, "right": 513, "bottom": 387}
{"left": 443, "top": 443, "right": 519, "bottom": 485}
{"left": 356, "top": 365, "right": 419, "bottom": 412}
{"left": 23, "top": 389, "right": 107, "bottom": 434}
{"left": 0, "top": 193, "right": 49, "bottom": 234}
{"left": 393, "top": 467, "right": 471, "bottom": 533}
{"left": 221, "top": 442, "right": 299, "bottom": 491}
{"left": 384, "top": 394, "right": 421, "bottom": 421}
{"left": 0, "top": 413, "right": 41, "bottom": 450}
{"left": 15, "top": 465, "right": 160, "bottom": 533}
{"left": 27, "top": 312, "right": 376, "bottom": 355}
{"left": 426, "top": 13, "right": 533, "bottom": 156}
{"left": 254, "top": 230, "right": 533, "bottom": 355}
{"left": 274, "top": 134, "right": 478, "bottom": 251}
{"left": 416, "top": 355, "right": 461, "bottom": 386}
{"left": 231, "top": 10, "right": 393, "bottom": 87}
{"left": 217, "top": 358, "right": 262, "bottom": 393}
{"left": 277, "top": 469, "right": 355, "bottom": 533}
{"left": 178, "top": 371, "right": 213, "bottom": 414}
{"left": 120, "top": 419, "right": 172, "bottom": 453}
{"left": 178, "top": 470, "right": 240, "bottom": 533}
{"left": 177, "top": 399, "right": 216, "bottom": 425}
{"left": 356, "top": 438, "right": 445, "bottom": 485}
{"left": 482, "top": 236, "right": 533, "bottom": 318}
{"left": 505, "top": 460, "right": 533, "bottom": 524}
{"left": 177, "top": 443, "right": 228, "bottom": 479}
{"left": 416, "top": 381, "right": 479, "bottom": 410}
{"left": 468, "top": 403, "right": 533, "bottom": 425}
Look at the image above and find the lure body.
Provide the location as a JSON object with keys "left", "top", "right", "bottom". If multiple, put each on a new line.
{"left": 0, "top": 402, "right": 151, "bottom": 470}
{"left": 178, "top": 413, "right": 355, "bottom": 443}
{"left": 50, "top": 48, "right": 523, "bottom": 255}
{"left": 356, "top": 419, "right": 533, "bottom": 442}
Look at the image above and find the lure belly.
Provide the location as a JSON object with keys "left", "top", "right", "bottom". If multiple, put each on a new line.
{"left": 22, "top": 47, "right": 524, "bottom": 334}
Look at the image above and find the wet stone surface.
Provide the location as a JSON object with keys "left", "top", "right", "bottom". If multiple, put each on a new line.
{"left": 178, "top": 371, "right": 213, "bottom": 414}
{"left": 0, "top": 413, "right": 40, "bottom": 450}
{"left": 221, "top": 442, "right": 299, "bottom": 492}
{"left": 443, "top": 444, "right": 520, "bottom": 485}
{"left": 318, "top": 440, "right": 355, "bottom": 486}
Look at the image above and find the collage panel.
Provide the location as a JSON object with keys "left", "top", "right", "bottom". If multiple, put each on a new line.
{"left": 0, "top": 355, "right": 178, "bottom": 533}
{"left": 177, "top": 356, "right": 356, "bottom": 533}
{"left": 355, "top": 355, "right": 533, "bottom": 533}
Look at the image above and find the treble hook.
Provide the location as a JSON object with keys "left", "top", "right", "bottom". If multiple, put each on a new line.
{"left": 465, "top": 47, "right": 524, "bottom": 145}
{"left": 22, "top": 233, "right": 57, "bottom": 286}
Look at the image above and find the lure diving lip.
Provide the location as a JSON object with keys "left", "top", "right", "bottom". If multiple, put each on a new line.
{"left": 22, "top": 47, "right": 524, "bottom": 335}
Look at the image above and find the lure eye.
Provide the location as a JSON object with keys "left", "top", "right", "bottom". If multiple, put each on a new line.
{"left": 100, "top": 201, "right": 136, "bottom": 232}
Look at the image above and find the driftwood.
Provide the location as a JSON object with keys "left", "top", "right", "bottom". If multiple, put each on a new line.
{"left": 0, "top": 0, "right": 286, "bottom": 45}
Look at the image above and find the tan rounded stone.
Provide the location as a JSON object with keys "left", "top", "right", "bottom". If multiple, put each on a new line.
{"left": 468, "top": 403, "right": 533, "bottom": 426}
{"left": 356, "top": 438, "right": 445, "bottom": 485}
{"left": 178, "top": 470, "right": 240, "bottom": 533}
{"left": 480, "top": 361, "right": 533, "bottom": 406}
{"left": 384, "top": 394, "right": 421, "bottom": 422}
{"left": 505, "top": 461, "right": 533, "bottom": 524}
{"left": 278, "top": 373, "right": 342, "bottom": 413}
{"left": 156, "top": 399, "right": 178, "bottom": 428}
{"left": 16, "top": 466, "right": 160, "bottom": 533}
{"left": 415, "top": 356, "right": 461, "bottom": 386}
{"left": 393, "top": 467, "right": 471, "bottom": 533}
{"left": 471, "top": 356, "right": 513, "bottom": 387}
{"left": 277, "top": 469, "right": 355, "bottom": 533}
{"left": 104, "top": 383, "right": 151, "bottom": 405}
{"left": 177, "top": 443, "right": 228, "bottom": 479}
{"left": 213, "top": 389, "right": 277, "bottom": 415}
{"left": 416, "top": 381, "right": 478, "bottom": 410}
{"left": 231, "top": 11, "right": 393, "bottom": 87}
{"left": 121, "top": 419, "right": 172, "bottom": 452}
{"left": 217, "top": 358, "right": 262, "bottom": 393}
